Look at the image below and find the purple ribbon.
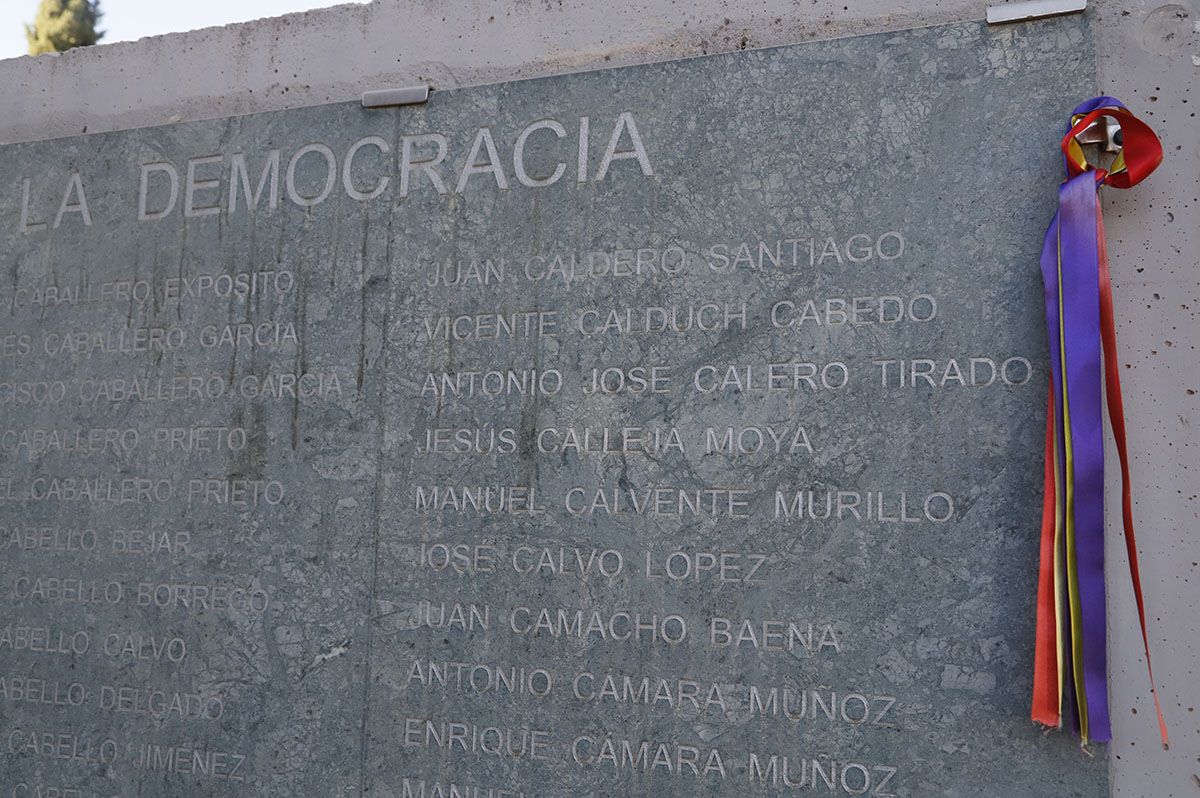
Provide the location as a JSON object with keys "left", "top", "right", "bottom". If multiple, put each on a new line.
{"left": 1037, "top": 96, "right": 1127, "bottom": 742}
{"left": 1059, "top": 169, "right": 1110, "bottom": 741}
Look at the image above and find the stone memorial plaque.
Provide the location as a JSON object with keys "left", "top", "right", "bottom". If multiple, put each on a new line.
{"left": 0, "top": 15, "right": 1105, "bottom": 798}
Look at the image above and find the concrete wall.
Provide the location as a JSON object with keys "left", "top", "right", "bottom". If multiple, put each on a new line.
{"left": 2, "top": 1, "right": 1196, "bottom": 794}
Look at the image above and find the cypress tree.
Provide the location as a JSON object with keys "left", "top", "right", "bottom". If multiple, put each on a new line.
{"left": 25, "top": 0, "right": 104, "bottom": 55}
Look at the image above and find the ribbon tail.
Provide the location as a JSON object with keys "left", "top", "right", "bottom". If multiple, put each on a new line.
{"left": 1095, "top": 208, "right": 1170, "bottom": 748}
{"left": 1033, "top": 386, "right": 1062, "bottom": 727}
{"left": 1059, "top": 172, "right": 1111, "bottom": 743}
{"left": 1053, "top": 401, "right": 1068, "bottom": 724}
{"left": 1039, "top": 209, "right": 1075, "bottom": 730}
{"left": 1057, "top": 209, "right": 1089, "bottom": 740}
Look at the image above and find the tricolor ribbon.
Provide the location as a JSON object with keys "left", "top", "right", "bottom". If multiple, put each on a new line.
{"left": 1031, "top": 96, "right": 1168, "bottom": 747}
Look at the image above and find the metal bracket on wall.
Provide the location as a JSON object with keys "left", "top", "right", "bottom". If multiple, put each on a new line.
{"left": 362, "top": 85, "right": 431, "bottom": 108}
{"left": 986, "top": 0, "right": 1087, "bottom": 24}
{"left": 1074, "top": 116, "right": 1124, "bottom": 154}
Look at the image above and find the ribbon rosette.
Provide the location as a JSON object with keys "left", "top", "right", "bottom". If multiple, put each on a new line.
{"left": 1031, "top": 96, "right": 1168, "bottom": 747}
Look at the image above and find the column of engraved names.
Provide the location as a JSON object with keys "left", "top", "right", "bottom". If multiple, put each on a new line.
{"left": 0, "top": 252, "right": 334, "bottom": 796}
{"left": 366, "top": 224, "right": 1022, "bottom": 796}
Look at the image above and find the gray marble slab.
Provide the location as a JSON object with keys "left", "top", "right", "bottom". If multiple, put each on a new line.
{"left": 0, "top": 15, "right": 1103, "bottom": 797}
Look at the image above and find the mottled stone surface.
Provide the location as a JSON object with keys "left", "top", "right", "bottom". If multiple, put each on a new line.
{"left": 0, "top": 17, "right": 1102, "bottom": 797}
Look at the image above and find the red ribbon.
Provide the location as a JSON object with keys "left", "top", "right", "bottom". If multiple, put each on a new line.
{"left": 1031, "top": 97, "right": 1168, "bottom": 747}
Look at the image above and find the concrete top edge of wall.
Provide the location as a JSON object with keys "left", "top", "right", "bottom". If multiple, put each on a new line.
{"left": 0, "top": 0, "right": 1005, "bottom": 145}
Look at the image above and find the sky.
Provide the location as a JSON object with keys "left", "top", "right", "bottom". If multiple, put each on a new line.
{"left": 0, "top": 0, "right": 359, "bottom": 60}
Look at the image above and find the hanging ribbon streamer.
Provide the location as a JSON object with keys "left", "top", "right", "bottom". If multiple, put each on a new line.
{"left": 1031, "top": 97, "right": 1168, "bottom": 747}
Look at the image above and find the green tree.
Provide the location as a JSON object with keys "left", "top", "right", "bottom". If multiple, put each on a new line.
{"left": 25, "top": 0, "right": 103, "bottom": 55}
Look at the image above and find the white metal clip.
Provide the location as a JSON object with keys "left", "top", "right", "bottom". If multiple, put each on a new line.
{"left": 1073, "top": 116, "right": 1124, "bottom": 154}
{"left": 362, "top": 85, "right": 431, "bottom": 108}
{"left": 987, "top": 0, "right": 1087, "bottom": 24}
